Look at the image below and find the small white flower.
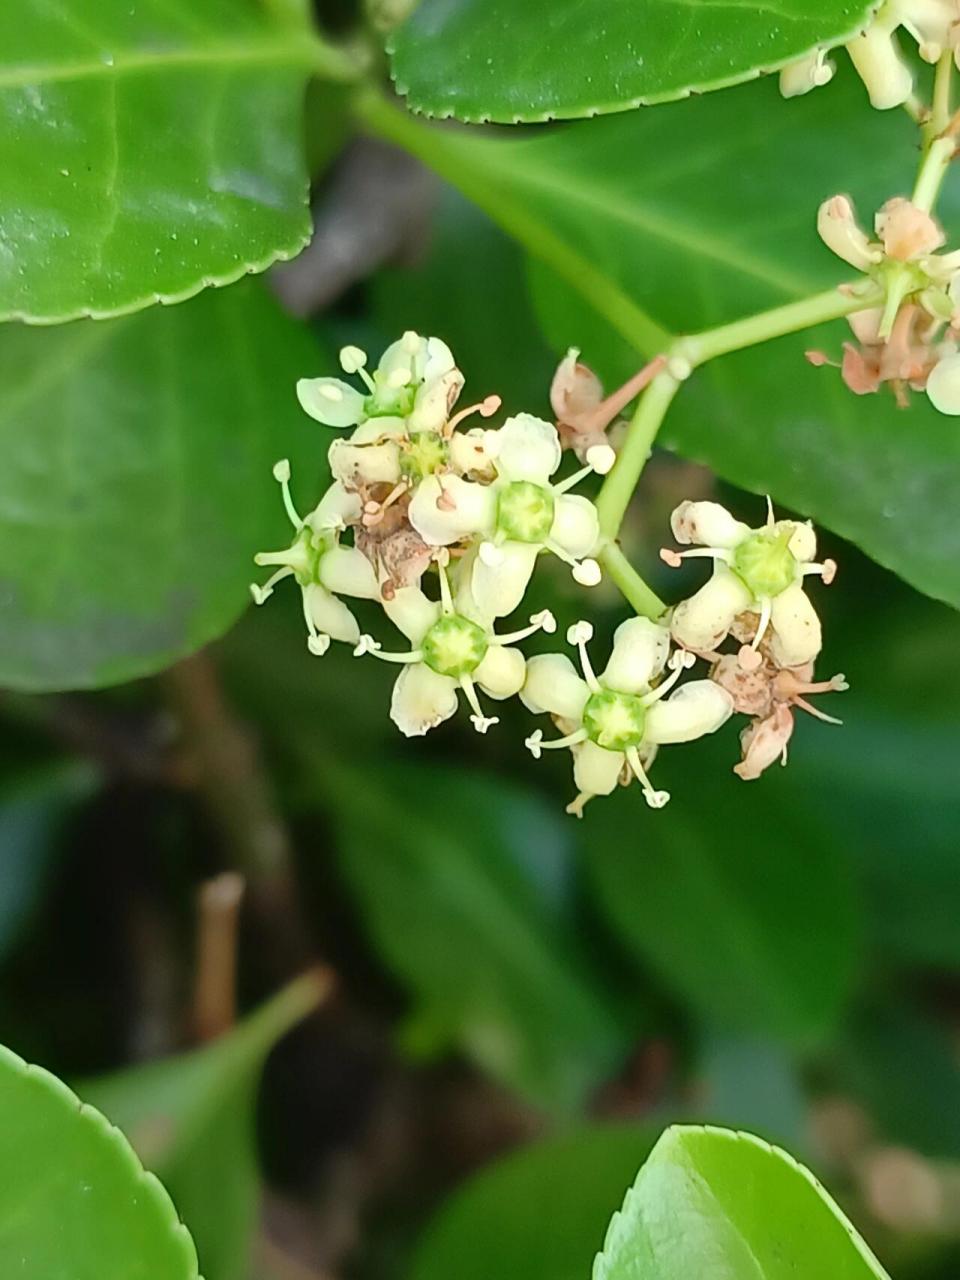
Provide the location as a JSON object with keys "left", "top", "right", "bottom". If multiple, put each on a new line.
{"left": 410, "top": 413, "right": 606, "bottom": 617}
{"left": 355, "top": 554, "right": 555, "bottom": 737}
{"left": 662, "top": 500, "right": 836, "bottom": 669}
{"left": 250, "top": 461, "right": 380, "bottom": 655}
{"left": 297, "top": 332, "right": 464, "bottom": 431}
{"left": 521, "top": 617, "right": 733, "bottom": 817}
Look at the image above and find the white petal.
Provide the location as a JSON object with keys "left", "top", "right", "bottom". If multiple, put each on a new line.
{"left": 846, "top": 24, "right": 914, "bottom": 111}
{"left": 520, "top": 653, "right": 590, "bottom": 720}
{"left": 781, "top": 520, "right": 816, "bottom": 562}
{"left": 382, "top": 584, "right": 441, "bottom": 645}
{"left": 297, "top": 377, "right": 365, "bottom": 427}
{"left": 378, "top": 331, "right": 424, "bottom": 380}
{"left": 449, "top": 428, "right": 495, "bottom": 477}
{"left": 778, "top": 48, "right": 834, "bottom": 98}
{"left": 329, "top": 439, "right": 401, "bottom": 487}
{"left": 424, "top": 336, "right": 456, "bottom": 380}
{"left": 408, "top": 475, "right": 495, "bottom": 546}
{"left": 308, "top": 481, "right": 361, "bottom": 531}
{"left": 319, "top": 545, "right": 380, "bottom": 600}
{"left": 474, "top": 645, "right": 526, "bottom": 700}
{"left": 550, "top": 494, "right": 600, "bottom": 559}
{"left": 390, "top": 664, "right": 458, "bottom": 737}
{"left": 670, "top": 500, "right": 750, "bottom": 548}
{"left": 670, "top": 568, "right": 753, "bottom": 651}
{"left": 409, "top": 368, "right": 464, "bottom": 432}
{"left": 304, "top": 583, "right": 360, "bottom": 644}
{"left": 926, "top": 352, "right": 960, "bottom": 414}
{"left": 601, "top": 617, "right": 671, "bottom": 695}
{"left": 572, "top": 741, "right": 624, "bottom": 797}
{"left": 349, "top": 417, "right": 408, "bottom": 443}
{"left": 816, "top": 195, "right": 882, "bottom": 271}
{"left": 770, "top": 583, "right": 823, "bottom": 667}
{"left": 644, "top": 681, "right": 734, "bottom": 744}
{"left": 471, "top": 541, "right": 539, "bottom": 619}
{"left": 492, "top": 414, "right": 561, "bottom": 483}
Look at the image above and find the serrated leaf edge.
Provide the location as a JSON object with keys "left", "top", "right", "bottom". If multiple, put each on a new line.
{"left": 0, "top": 1042, "right": 203, "bottom": 1279}
{"left": 387, "top": 10, "right": 883, "bottom": 125}
{"left": 592, "top": 1123, "right": 891, "bottom": 1280}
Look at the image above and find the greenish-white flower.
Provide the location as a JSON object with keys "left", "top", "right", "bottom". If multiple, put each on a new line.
{"left": 521, "top": 617, "right": 733, "bottom": 817}
{"left": 250, "top": 461, "right": 379, "bottom": 655}
{"left": 354, "top": 555, "right": 555, "bottom": 736}
{"left": 663, "top": 500, "right": 836, "bottom": 668}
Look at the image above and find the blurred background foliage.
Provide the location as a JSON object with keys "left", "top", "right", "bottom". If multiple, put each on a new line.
{"left": 2, "top": 0, "right": 960, "bottom": 1277}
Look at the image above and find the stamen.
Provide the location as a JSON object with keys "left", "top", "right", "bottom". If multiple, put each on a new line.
{"left": 586, "top": 444, "right": 616, "bottom": 474}
{"left": 444, "top": 394, "right": 501, "bottom": 438}
{"left": 435, "top": 475, "right": 457, "bottom": 512}
{"left": 738, "top": 596, "right": 772, "bottom": 668}
{"left": 249, "top": 566, "right": 293, "bottom": 604}
{"left": 625, "top": 747, "right": 670, "bottom": 809}
{"left": 435, "top": 550, "right": 455, "bottom": 615}
{"left": 571, "top": 558, "right": 602, "bottom": 587}
{"left": 765, "top": 495, "right": 775, "bottom": 529}
{"left": 793, "top": 697, "right": 843, "bottom": 725}
{"left": 362, "top": 481, "right": 409, "bottom": 528}
{"left": 566, "top": 620, "right": 601, "bottom": 692}
{"left": 301, "top": 593, "right": 329, "bottom": 658}
{"left": 659, "top": 546, "right": 731, "bottom": 567}
{"left": 803, "top": 558, "right": 837, "bottom": 584}
{"left": 495, "top": 610, "right": 558, "bottom": 645}
{"left": 641, "top": 649, "right": 695, "bottom": 705}
{"left": 352, "top": 634, "right": 423, "bottom": 664}
{"left": 460, "top": 675, "right": 499, "bottom": 733}
{"left": 552, "top": 463, "right": 595, "bottom": 495}
{"left": 386, "top": 367, "right": 412, "bottom": 389}
{"left": 272, "top": 459, "right": 302, "bottom": 529}
{"left": 524, "top": 727, "right": 588, "bottom": 759}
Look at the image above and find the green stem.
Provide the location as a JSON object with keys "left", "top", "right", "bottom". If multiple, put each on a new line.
{"left": 599, "top": 543, "right": 666, "bottom": 620}
{"left": 596, "top": 372, "right": 679, "bottom": 538}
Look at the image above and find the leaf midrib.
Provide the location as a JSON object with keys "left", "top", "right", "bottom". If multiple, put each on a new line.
{"left": 0, "top": 33, "right": 324, "bottom": 89}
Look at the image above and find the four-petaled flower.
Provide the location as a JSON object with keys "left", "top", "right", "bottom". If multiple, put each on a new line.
{"left": 354, "top": 553, "right": 557, "bottom": 737}
{"left": 661, "top": 499, "right": 837, "bottom": 669}
{"left": 409, "top": 413, "right": 614, "bottom": 617}
{"left": 250, "top": 461, "right": 380, "bottom": 655}
{"left": 521, "top": 618, "right": 734, "bottom": 816}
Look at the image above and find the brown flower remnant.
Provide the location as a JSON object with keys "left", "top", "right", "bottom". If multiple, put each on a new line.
{"left": 710, "top": 614, "right": 847, "bottom": 780}
{"left": 550, "top": 349, "right": 666, "bottom": 461}
{"left": 806, "top": 303, "right": 952, "bottom": 408}
{"left": 352, "top": 485, "right": 432, "bottom": 599}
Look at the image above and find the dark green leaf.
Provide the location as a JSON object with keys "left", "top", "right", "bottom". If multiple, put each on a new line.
{"left": 581, "top": 747, "right": 860, "bottom": 1041}
{"left": 82, "top": 972, "right": 326, "bottom": 1280}
{"left": 361, "top": 71, "right": 960, "bottom": 606}
{"left": 595, "top": 1124, "right": 889, "bottom": 1279}
{"left": 0, "top": 281, "right": 328, "bottom": 691}
{"left": 389, "top": 0, "right": 876, "bottom": 123}
{"left": 326, "top": 761, "right": 633, "bottom": 1112}
{"left": 0, "top": 0, "right": 350, "bottom": 323}
{"left": 0, "top": 1042, "right": 199, "bottom": 1279}
{"left": 413, "top": 1126, "right": 654, "bottom": 1280}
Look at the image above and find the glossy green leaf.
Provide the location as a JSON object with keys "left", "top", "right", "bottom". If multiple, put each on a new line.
{"left": 0, "top": 1043, "right": 199, "bottom": 1279}
{"left": 0, "top": 0, "right": 349, "bottom": 323}
{"left": 582, "top": 746, "right": 860, "bottom": 1041}
{"left": 388, "top": 0, "right": 876, "bottom": 123}
{"left": 361, "top": 71, "right": 960, "bottom": 607}
{"left": 595, "top": 1125, "right": 890, "bottom": 1279}
{"left": 413, "top": 1126, "right": 654, "bottom": 1280}
{"left": 82, "top": 972, "right": 325, "bottom": 1280}
{"left": 326, "top": 762, "right": 632, "bottom": 1112}
{"left": 0, "top": 281, "right": 328, "bottom": 692}
{"left": 0, "top": 762, "right": 97, "bottom": 961}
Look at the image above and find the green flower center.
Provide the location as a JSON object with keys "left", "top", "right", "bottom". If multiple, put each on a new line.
{"left": 422, "top": 614, "right": 489, "bottom": 678}
{"left": 289, "top": 528, "right": 327, "bottom": 586}
{"left": 582, "top": 689, "right": 647, "bottom": 752}
{"left": 731, "top": 530, "right": 797, "bottom": 599}
{"left": 496, "top": 480, "right": 555, "bottom": 543}
{"left": 367, "top": 376, "right": 416, "bottom": 420}
{"left": 401, "top": 431, "right": 448, "bottom": 482}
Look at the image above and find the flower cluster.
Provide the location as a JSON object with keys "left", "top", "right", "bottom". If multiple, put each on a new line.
{"left": 779, "top": 0, "right": 960, "bottom": 111}
{"left": 809, "top": 193, "right": 960, "bottom": 411}
{"left": 251, "top": 334, "right": 845, "bottom": 815}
